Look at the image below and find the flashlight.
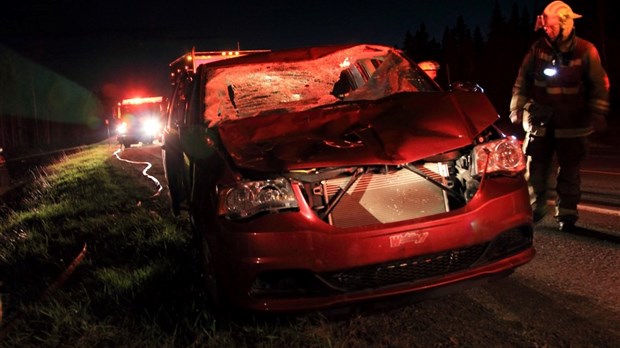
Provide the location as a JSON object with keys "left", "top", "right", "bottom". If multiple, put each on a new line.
{"left": 543, "top": 59, "right": 558, "bottom": 77}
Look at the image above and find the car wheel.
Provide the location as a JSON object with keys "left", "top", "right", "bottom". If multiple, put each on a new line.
{"left": 190, "top": 164, "right": 230, "bottom": 313}
{"left": 200, "top": 232, "right": 223, "bottom": 308}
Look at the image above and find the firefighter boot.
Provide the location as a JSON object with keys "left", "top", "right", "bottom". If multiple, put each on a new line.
{"left": 556, "top": 208, "right": 578, "bottom": 232}
{"left": 558, "top": 221, "right": 574, "bottom": 232}
{"left": 557, "top": 217, "right": 577, "bottom": 232}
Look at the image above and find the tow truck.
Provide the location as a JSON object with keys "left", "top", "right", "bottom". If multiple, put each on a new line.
{"left": 114, "top": 96, "right": 165, "bottom": 148}
{"left": 168, "top": 48, "right": 270, "bottom": 86}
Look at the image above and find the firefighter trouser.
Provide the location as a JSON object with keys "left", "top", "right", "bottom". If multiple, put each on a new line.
{"left": 523, "top": 132, "right": 588, "bottom": 222}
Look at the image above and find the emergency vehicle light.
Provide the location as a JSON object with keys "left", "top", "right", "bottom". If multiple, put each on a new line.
{"left": 121, "top": 96, "right": 164, "bottom": 105}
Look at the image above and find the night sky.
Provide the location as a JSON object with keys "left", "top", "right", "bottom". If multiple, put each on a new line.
{"left": 2, "top": 1, "right": 537, "bottom": 100}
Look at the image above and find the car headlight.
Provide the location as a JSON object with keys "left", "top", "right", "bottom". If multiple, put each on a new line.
{"left": 116, "top": 122, "right": 128, "bottom": 135}
{"left": 471, "top": 138, "right": 525, "bottom": 177}
{"left": 141, "top": 118, "right": 161, "bottom": 136}
{"left": 217, "top": 178, "right": 299, "bottom": 220}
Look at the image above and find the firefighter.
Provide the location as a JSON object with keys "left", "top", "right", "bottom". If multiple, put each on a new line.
{"left": 509, "top": 1, "right": 610, "bottom": 231}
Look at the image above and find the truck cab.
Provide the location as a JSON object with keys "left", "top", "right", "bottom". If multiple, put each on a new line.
{"left": 163, "top": 49, "right": 269, "bottom": 214}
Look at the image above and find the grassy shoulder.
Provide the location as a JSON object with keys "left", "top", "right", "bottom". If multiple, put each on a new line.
{"left": 0, "top": 145, "right": 321, "bottom": 347}
{"left": 0, "top": 145, "right": 200, "bottom": 346}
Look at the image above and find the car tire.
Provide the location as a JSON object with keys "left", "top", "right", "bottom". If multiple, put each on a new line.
{"left": 190, "top": 163, "right": 230, "bottom": 314}
{"left": 200, "top": 232, "right": 223, "bottom": 308}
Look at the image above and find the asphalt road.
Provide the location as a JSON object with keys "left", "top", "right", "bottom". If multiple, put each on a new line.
{"left": 112, "top": 141, "right": 620, "bottom": 347}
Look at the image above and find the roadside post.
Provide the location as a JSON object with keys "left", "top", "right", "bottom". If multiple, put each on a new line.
{"left": 0, "top": 148, "right": 11, "bottom": 194}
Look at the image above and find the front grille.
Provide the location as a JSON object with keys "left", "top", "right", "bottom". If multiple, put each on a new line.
{"left": 319, "top": 244, "right": 487, "bottom": 291}
{"left": 249, "top": 228, "right": 533, "bottom": 298}
{"left": 324, "top": 165, "right": 448, "bottom": 228}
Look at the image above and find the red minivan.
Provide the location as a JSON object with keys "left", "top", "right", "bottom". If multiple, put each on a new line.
{"left": 162, "top": 44, "right": 535, "bottom": 313}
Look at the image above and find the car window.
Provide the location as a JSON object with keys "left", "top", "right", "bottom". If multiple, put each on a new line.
{"left": 167, "top": 76, "right": 193, "bottom": 128}
{"left": 342, "top": 51, "right": 432, "bottom": 101}
{"left": 186, "top": 77, "right": 202, "bottom": 125}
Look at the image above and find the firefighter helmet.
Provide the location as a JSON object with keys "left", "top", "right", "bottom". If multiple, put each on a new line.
{"left": 537, "top": 1, "right": 582, "bottom": 39}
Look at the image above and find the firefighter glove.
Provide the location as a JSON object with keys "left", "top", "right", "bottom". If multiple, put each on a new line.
{"left": 509, "top": 109, "right": 524, "bottom": 124}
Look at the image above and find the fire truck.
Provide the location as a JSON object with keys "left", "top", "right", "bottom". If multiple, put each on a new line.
{"left": 114, "top": 96, "right": 165, "bottom": 148}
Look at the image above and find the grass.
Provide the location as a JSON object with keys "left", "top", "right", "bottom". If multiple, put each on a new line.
{"left": 0, "top": 145, "right": 202, "bottom": 346}
{"left": 1, "top": 144, "right": 409, "bottom": 348}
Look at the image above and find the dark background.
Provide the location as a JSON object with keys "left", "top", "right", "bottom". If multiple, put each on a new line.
{"left": 0, "top": 0, "right": 535, "bottom": 96}
{"left": 0, "top": 0, "right": 616, "bottom": 155}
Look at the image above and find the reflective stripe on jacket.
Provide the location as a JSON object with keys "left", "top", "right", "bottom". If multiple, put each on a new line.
{"left": 510, "top": 32, "right": 610, "bottom": 138}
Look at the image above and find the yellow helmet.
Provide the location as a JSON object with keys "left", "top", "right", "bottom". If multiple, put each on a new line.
{"left": 538, "top": 1, "right": 582, "bottom": 38}
{"left": 543, "top": 1, "right": 582, "bottom": 20}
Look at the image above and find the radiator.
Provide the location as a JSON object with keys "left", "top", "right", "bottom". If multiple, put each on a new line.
{"left": 323, "top": 164, "right": 449, "bottom": 228}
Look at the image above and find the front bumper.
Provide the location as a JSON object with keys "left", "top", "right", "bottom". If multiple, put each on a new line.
{"left": 118, "top": 133, "right": 155, "bottom": 146}
{"left": 210, "top": 176, "right": 534, "bottom": 312}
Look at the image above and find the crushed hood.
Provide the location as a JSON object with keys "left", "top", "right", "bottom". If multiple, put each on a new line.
{"left": 217, "top": 92, "right": 500, "bottom": 172}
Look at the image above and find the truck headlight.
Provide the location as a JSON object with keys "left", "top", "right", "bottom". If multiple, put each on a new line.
{"left": 471, "top": 138, "right": 525, "bottom": 177}
{"left": 142, "top": 118, "right": 161, "bottom": 136}
{"left": 217, "top": 178, "right": 299, "bottom": 220}
{"left": 116, "top": 122, "right": 128, "bottom": 135}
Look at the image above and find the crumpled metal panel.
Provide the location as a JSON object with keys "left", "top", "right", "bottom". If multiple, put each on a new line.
{"left": 217, "top": 91, "right": 498, "bottom": 171}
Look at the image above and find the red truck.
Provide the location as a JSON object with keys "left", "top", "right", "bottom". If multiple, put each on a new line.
{"left": 114, "top": 96, "right": 164, "bottom": 148}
